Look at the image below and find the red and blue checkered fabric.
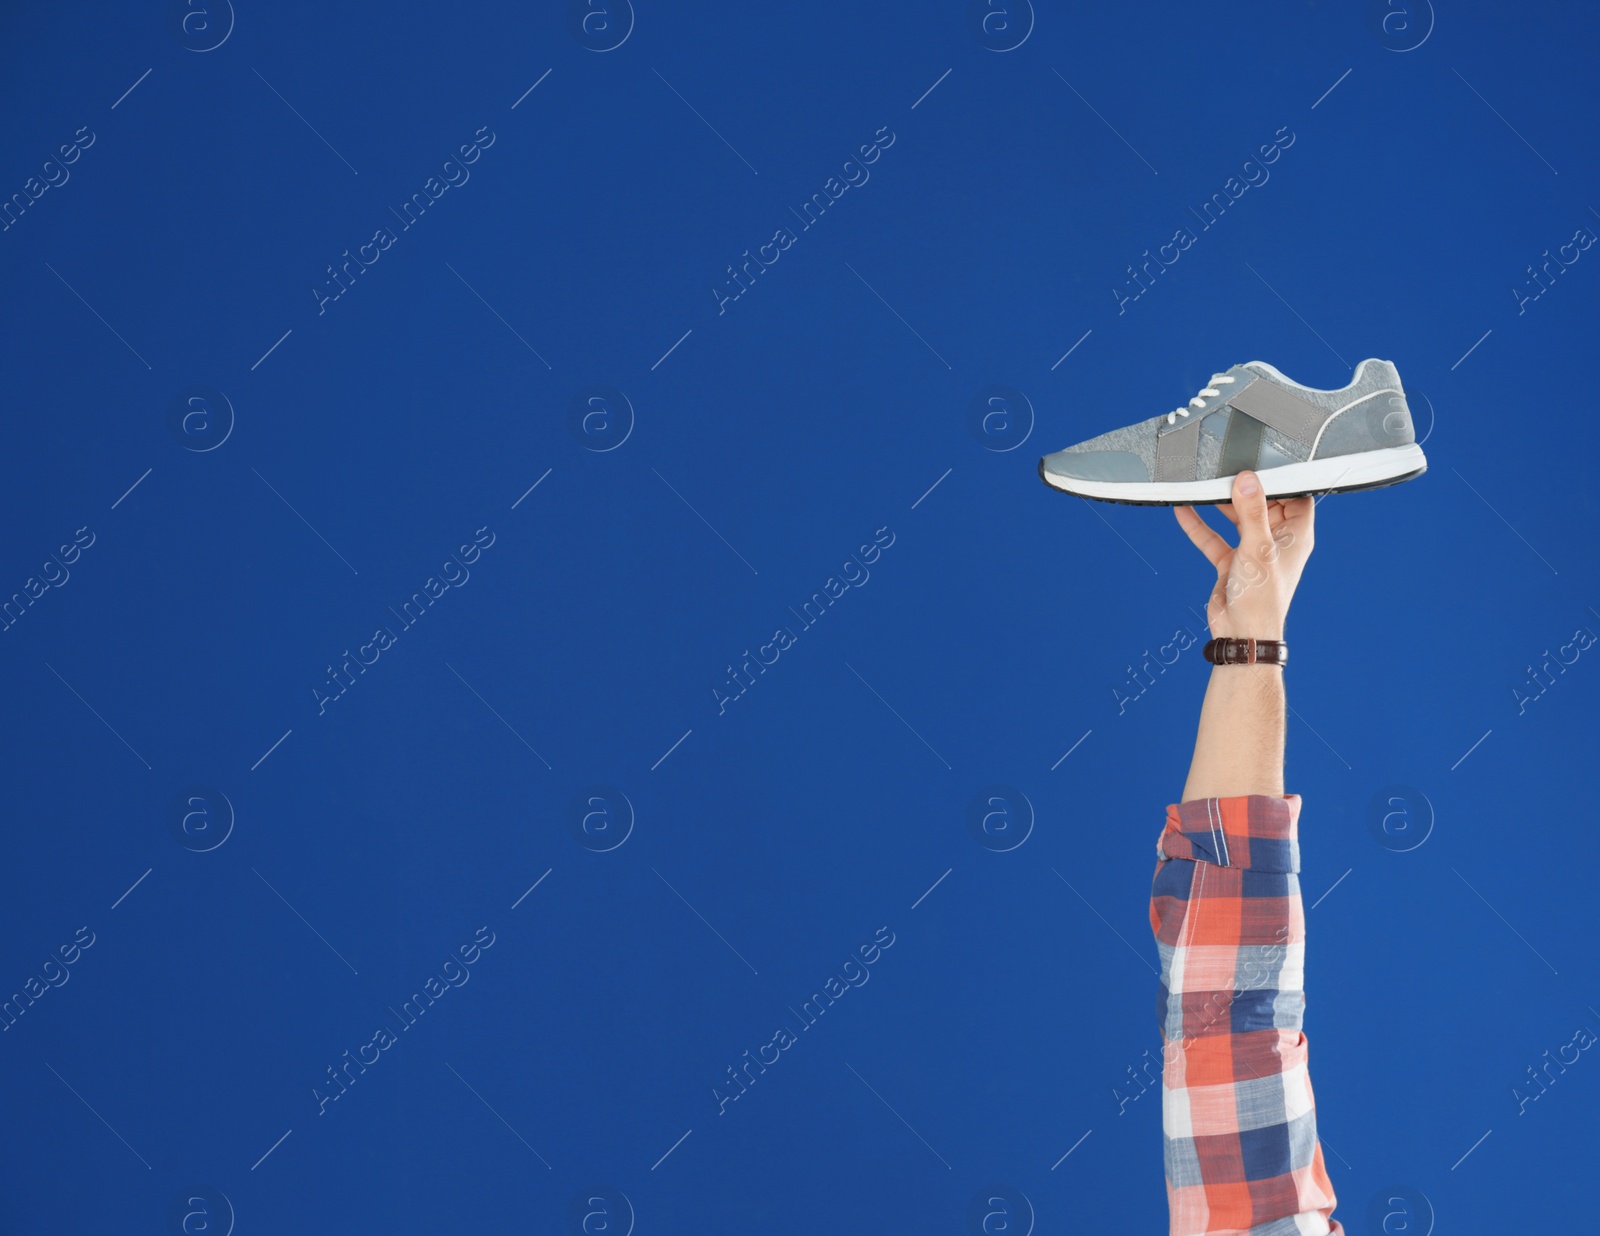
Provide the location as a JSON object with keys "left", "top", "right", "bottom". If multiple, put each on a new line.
{"left": 1150, "top": 794, "right": 1343, "bottom": 1235}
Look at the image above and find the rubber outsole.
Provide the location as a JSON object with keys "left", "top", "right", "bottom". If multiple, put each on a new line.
{"left": 1037, "top": 458, "right": 1428, "bottom": 506}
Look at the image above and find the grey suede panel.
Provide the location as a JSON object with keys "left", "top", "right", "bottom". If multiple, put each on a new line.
{"left": 1040, "top": 448, "right": 1147, "bottom": 481}
{"left": 1156, "top": 417, "right": 1202, "bottom": 481}
{"left": 1242, "top": 359, "right": 1400, "bottom": 412}
{"left": 1316, "top": 391, "right": 1416, "bottom": 458}
{"left": 1384, "top": 393, "right": 1417, "bottom": 444}
{"left": 1227, "top": 378, "right": 1322, "bottom": 448}
{"left": 1237, "top": 359, "right": 1405, "bottom": 463}
{"left": 1057, "top": 416, "right": 1161, "bottom": 478}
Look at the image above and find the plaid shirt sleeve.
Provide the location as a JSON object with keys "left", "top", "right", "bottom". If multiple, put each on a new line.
{"left": 1149, "top": 794, "right": 1343, "bottom": 1235}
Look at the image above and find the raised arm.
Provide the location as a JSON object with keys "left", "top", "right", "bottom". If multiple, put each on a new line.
{"left": 1150, "top": 471, "right": 1343, "bottom": 1235}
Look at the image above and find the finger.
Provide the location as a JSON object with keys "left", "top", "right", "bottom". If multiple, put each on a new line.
{"left": 1173, "top": 503, "right": 1231, "bottom": 568}
{"left": 1225, "top": 493, "right": 1294, "bottom": 535}
{"left": 1277, "top": 493, "right": 1315, "bottom": 542}
{"left": 1280, "top": 494, "right": 1315, "bottom": 523}
{"left": 1230, "top": 470, "right": 1274, "bottom": 556}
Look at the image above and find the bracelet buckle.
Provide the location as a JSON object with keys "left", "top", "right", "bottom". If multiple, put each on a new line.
{"left": 1204, "top": 637, "right": 1287, "bottom": 667}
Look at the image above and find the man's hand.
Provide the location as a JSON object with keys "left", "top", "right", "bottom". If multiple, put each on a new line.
{"left": 1173, "top": 470, "right": 1315, "bottom": 642}
{"left": 1173, "top": 469, "right": 1312, "bottom": 800}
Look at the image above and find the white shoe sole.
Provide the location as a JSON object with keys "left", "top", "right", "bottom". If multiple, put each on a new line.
{"left": 1040, "top": 443, "right": 1428, "bottom": 505}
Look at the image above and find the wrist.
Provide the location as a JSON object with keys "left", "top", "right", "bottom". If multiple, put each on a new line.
{"left": 1207, "top": 660, "right": 1284, "bottom": 680}
{"left": 1215, "top": 621, "right": 1284, "bottom": 641}
{"left": 1205, "top": 635, "right": 1287, "bottom": 668}
{"left": 1183, "top": 659, "right": 1287, "bottom": 800}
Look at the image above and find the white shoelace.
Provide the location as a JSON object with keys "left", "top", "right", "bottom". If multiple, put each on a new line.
{"left": 1165, "top": 374, "right": 1235, "bottom": 425}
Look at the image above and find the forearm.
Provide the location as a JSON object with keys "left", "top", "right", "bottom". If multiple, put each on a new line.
{"left": 1149, "top": 793, "right": 1341, "bottom": 1234}
{"left": 1156, "top": 664, "right": 1345, "bottom": 1232}
{"left": 1154, "top": 474, "right": 1340, "bottom": 1232}
{"left": 1179, "top": 663, "right": 1285, "bottom": 800}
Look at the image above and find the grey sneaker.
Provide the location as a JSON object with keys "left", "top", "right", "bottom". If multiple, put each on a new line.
{"left": 1038, "top": 358, "right": 1427, "bottom": 505}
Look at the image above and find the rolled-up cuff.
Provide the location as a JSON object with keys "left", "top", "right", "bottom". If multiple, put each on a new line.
{"left": 1157, "top": 793, "right": 1301, "bottom": 873}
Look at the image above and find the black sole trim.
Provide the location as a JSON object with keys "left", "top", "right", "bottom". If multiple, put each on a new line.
{"left": 1035, "top": 459, "right": 1428, "bottom": 507}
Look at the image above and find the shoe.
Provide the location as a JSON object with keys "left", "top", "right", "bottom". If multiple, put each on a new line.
{"left": 1038, "top": 358, "right": 1428, "bottom": 505}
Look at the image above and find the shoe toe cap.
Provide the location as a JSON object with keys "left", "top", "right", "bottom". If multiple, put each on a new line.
{"left": 1040, "top": 448, "right": 1149, "bottom": 483}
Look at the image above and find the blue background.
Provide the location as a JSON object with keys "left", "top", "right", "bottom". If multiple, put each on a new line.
{"left": 1, "top": 2, "right": 1595, "bottom": 1232}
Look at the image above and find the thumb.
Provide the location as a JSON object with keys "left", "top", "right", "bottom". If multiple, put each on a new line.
{"left": 1230, "top": 470, "right": 1272, "bottom": 553}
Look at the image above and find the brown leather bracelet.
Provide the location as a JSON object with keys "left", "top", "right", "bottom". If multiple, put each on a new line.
{"left": 1203, "top": 637, "right": 1287, "bottom": 667}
